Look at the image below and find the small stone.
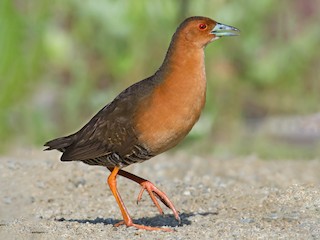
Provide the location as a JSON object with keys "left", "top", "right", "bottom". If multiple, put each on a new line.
{"left": 3, "top": 196, "right": 12, "bottom": 204}
{"left": 183, "top": 190, "right": 191, "bottom": 196}
{"left": 240, "top": 217, "right": 255, "bottom": 223}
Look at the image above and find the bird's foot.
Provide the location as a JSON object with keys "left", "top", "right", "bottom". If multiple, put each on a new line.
{"left": 137, "top": 180, "right": 181, "bottom": 223}
{"left": 114, "top": 220, "right": 174, "bottom": 232}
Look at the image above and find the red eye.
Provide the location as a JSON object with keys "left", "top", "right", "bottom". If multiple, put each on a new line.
{"left": 199, "top": 23, "right": 207, "bottom": 30}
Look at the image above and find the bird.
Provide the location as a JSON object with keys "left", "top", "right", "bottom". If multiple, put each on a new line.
{"left": 44, "top": 16, "right": 239, "bottom": 231}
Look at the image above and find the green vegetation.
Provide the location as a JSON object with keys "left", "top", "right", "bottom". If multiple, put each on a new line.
{"left": 1, "top": 0, "right": 320, "bottom": 158}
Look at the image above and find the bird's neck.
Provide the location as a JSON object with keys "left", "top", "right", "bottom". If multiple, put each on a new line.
{"left": 154, "top": 36, "right": 207, "bottom": 101}
{"left": 158, "top": 39, "right": 206, "bottom": 81}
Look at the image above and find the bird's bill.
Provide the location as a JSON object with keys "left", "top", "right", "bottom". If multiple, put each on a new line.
{"left": 211, "top": 22, "right": 240, "bottom": 37}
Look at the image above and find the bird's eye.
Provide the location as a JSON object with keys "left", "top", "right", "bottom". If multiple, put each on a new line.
{"left": 198, "top": 23, "right": 207, "bottom": 30}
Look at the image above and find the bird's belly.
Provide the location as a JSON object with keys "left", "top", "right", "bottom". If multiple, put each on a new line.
{"left": 135, "top": 79, "right": 206, "bottom": 154}
{"left": 136, "top": 108, "right": 201, "bottom": 154}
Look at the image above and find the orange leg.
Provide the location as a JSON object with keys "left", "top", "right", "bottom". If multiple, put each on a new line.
{"left": 107, "top": 167, "right": 173, "bottom": 231}
{"left": 108, "top": 167, "right": 180, "bottom": 223}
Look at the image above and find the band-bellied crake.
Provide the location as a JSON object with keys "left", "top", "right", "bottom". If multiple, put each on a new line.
{"left": 44, "top": 16, "right": 239, "bottom": 231}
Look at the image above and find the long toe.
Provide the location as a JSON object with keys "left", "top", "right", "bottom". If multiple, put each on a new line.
{"left": 131, "top": 223, "right": 174, "bottom": 232}
{"left": 139, "top": 180, "right": 180, "bottom": 223}
{"left": 114, "top": 220, "right": 174, "bottom": 232}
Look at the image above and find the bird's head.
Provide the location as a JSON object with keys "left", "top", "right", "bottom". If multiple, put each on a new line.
{"left": 177, "top": 16, "right": 240, "bottom": 48}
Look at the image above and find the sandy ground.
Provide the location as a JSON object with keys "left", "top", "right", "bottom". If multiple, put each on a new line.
{"left": 0, "top": 149, "right": 320, "bottom": 240}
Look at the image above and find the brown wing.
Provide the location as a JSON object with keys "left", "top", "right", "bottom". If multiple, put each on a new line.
{"left": 61, "top": 105, "right": 135, "bottom": 161}
{"left": 57, "top": 76, "right": 160, "bottom": 167}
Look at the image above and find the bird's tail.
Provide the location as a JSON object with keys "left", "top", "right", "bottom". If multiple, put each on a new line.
{"left": 44, "top": 134, "right": 74, "bottom": 153}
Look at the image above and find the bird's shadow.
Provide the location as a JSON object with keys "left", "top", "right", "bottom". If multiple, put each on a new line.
{"left": 55, "top": 211, "right": 217, "bottom": 228}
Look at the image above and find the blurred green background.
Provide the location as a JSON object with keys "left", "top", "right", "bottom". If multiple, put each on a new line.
{"left": 1, "top": 0, "right": 320, "bottom": 158}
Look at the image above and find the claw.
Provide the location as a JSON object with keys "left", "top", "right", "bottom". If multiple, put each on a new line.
{"left": 137, "top": 183, "right": 164, "bottom": 215}
{"left": 137, "top": 180, "right": 180, "bottom": 223}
